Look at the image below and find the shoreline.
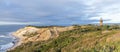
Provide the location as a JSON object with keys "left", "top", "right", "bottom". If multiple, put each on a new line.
{"left": 7, "top": 32, "right": 21, "bottom": 51}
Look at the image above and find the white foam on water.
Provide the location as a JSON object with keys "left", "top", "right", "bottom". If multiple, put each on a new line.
{"left": 0, "top": 32, "right": 16, "bottom": 52}
{"left": 0, "top": 32, "right": 14, "bottom": 38}
{"left": 7, "top": 32, "right": 16, "bottom": 39}
{"left": 0, "top": 42, "right": 14, "bottom": 51}
{"left": 0, "top": 35, "right": 7, "bottom": 38}
{"left": 0, "top": 42, "right": 14, "bottom": 52}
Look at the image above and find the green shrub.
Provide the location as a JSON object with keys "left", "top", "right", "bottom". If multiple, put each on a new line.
{"left": 8, "top": 25, "right": 120, "bottom": 52}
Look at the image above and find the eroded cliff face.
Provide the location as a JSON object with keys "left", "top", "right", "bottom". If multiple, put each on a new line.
{"left": 13, "top": 26, "right": 74, "bottom": 44}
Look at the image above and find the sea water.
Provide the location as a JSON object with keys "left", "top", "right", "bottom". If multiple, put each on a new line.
{"left": 0, "top": 25, "right": 24, "bottom": 52}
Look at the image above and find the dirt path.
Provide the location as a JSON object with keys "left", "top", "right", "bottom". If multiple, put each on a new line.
{"left": 106, "top": 32, "right": 120, "bottom": 42}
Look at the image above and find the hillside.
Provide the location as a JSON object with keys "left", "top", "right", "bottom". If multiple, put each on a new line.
{"left": 8, "top": 25, "right": 120, "bottom": 52}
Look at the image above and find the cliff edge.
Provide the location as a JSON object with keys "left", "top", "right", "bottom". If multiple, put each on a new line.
{"left": 10, "top": 26, "right": 74, "bottom": 50}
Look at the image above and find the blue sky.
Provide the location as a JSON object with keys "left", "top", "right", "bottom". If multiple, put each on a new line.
{"left": 0, "top": 0, "right": 119, "bottom": 25}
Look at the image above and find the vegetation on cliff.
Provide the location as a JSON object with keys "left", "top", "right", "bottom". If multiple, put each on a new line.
{"left": 8, "top": 24, "right": 120, "bottom": 52}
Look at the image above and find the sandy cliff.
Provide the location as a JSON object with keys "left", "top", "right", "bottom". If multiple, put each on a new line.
{"left": 11, "top": 26, "right": 74, "bottom": 49}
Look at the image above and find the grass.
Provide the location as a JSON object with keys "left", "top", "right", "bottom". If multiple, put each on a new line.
{"left": 8, "top": 25, "right": 120, "bottom": 52}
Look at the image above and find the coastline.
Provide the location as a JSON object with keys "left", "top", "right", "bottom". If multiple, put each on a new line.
{"left": 7, "top": 32, "right": 21, "bottom": 51}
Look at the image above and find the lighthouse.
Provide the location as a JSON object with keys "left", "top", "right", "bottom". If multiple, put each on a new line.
{"left": 100, "top": 18, "right": 103, "bottom": 26}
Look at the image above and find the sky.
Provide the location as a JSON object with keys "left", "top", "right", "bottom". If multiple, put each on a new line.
{"left": 0, "top": 0, "right": 120, "bottom": 25}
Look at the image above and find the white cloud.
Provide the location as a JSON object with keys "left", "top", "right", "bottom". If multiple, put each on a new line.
{"left": 87, "top": 0, "right": 120, "bottom": 23}
{"left": 0, "top": 0, "right": 120, "bottom": 25}
{"left": 0, "top": 21, "right": 42, "bottom": 25}
{"left": 90, "top": 13, "right": 120, "bottom": 23}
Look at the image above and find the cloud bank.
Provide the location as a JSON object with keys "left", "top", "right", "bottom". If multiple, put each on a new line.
{"left": 0, "top": 0, "right": 119, "bottom": 25}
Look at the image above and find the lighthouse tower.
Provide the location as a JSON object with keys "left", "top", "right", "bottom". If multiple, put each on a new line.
{"left": 100, "top": 18, "right": 103, "bottom": 26}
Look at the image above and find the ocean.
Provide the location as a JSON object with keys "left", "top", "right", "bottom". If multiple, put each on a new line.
{"left": 0, "top": 25, "right": 25, "bottom": 52}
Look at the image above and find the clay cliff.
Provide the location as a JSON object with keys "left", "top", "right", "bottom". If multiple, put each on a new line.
{"left": 12, "top": 26, "right": 74, "bottom": 47}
